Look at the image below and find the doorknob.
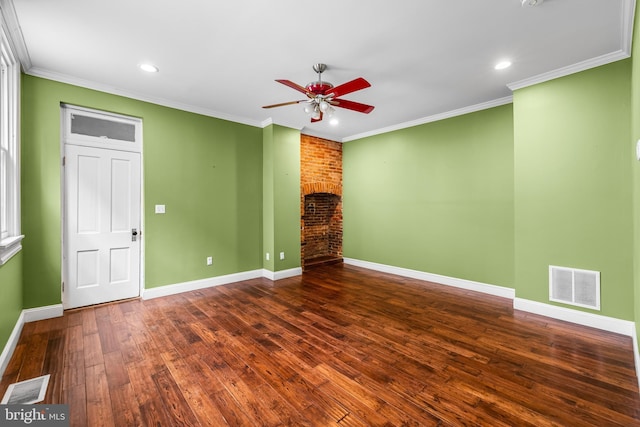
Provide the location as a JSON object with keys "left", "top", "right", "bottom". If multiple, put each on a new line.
{"left": 132, "top": 228, "right": 138, "bottom": 242}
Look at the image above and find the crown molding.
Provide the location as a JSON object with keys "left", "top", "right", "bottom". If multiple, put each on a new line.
{"left": 25, "top": 66, "right": 266, "bottom": 128}
{"left": 0, "top": 0, "right": 31, "bottom": 71}
{"left": 508, "top": 0, "right": 635, "bottom": 91}
{"left": 7, "top": 0, "right": 635, "bottom": 140}
{"left": 621, "top": 0, "right": 636, "bottom": 55}
{"left": 507, "top": 50, "right": 630, "bottom": 91}
{"left": 260, "top": 118, "right": 305, "bottom": 132}
{"left": 342, "top": 96, "right": 514, "bottom": 143}
{"left": 300, "top": 128, "right": 343, "bottom": 142}
{"left": 3, "top": 0, "right": 275, "bottom": 133}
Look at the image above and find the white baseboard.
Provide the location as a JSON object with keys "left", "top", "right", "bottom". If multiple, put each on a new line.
{"left": 513, "top": 298, "right": 635, "bottom": 336}
{"left": 142, "top": 267, "right": 303, "bottom": 300}
{"left": 23, "top": 304, "right": 64, "bottom": 323}
{"left": 2, "top": 267, "right": 305, "bottom": 375}
{"left": 0, "top": 304, "right": 63, "bottom": 377}
{"left": 0, "top": 311, "right": 24, "bottom": 378}
{"left": 343, "top": 258, "right": 636, "bottom": 336}
{"left": 262, "top": 267, "right": 303, "bottom": 281}
{"left": 343, "top": 258, "right": 636, "bottom": 337}
{"left": 343, "top": 258, "right": 515, "bottom": 299}
{"left": 514, "top": 297, "right": 640, "bottom": 391}
{"left": 142, "top": 269, "right": 264, "bottom": 300}
{"left": 4, "top": 262, "right": 639, "bottom": 390}
{"left": 345, "top": 258, "right": 640, "bottom": 391}
{"left": 632, "top": 325, "right": 640, "bottom": 391}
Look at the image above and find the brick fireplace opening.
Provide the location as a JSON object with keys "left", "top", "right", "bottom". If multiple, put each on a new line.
{"left": 303, "top": 192, "right": 342, "bottom": 268}
{"left": 300, "top": 135, "right": 343, "bottom": 269}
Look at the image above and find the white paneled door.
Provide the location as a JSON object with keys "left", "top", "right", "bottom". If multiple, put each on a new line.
{"left": 64, "top": 144, "right": 141, "bottom": 309}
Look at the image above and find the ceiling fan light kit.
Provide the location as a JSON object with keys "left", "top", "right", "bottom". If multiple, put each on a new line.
{"left": 262, "top": 63, "right": 374, "bottom": 123}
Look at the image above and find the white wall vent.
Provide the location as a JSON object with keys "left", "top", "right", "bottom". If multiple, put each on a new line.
{"left": 549, "top": 265, "right": 600, "bottom": 310}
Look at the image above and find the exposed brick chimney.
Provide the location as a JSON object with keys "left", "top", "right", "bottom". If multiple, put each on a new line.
{"left": 300, "top": 135, "right": 343, "bottom": 269}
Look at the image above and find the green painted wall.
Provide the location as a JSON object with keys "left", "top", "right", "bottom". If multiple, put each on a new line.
{"left": 631, "top": 3, "right": 640, "bottom": 345}
{"left": 0, "top": 252, "right": 22, "bottom": 353}
{"left": 262, "top": 124, "right": 301, "bottom": 272}
{"left": 273, "top": 125, "right": 301, "bottom": 271}
{"left": 343, "top": 104, "right": 514, "bottom": 287}
{"left": 142, "top": 107, "right": 263, "bottom": 287}
{"left": 21, "top": 75, "right": 64, "bottom": 308}
{"left": 21, "top": 75, "right": 263, "bottom": 307}
{"left": 262, "top": 125, "right": 275, "bottom": 271}
{"left": 513, "top": 60, "right": 634, "bottom": 320}
{"left": 7, "top": 29, "right": 639, "bottom": 361}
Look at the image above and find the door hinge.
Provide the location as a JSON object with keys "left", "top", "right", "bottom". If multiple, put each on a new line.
{"left": 62, "top": 281, "right": 65, "bottom": 292}
{"left": 62, "top": 156, "right": 66, "bottom": 166}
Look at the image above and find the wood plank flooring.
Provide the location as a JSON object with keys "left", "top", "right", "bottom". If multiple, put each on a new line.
{"left": 2, "top": 263, "right": 640, "bottom": 426}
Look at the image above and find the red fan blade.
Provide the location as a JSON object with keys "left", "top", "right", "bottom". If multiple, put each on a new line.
{"left": 262, "top": 100, "right": 306, "bottom": 109}
{"left": 331, "top": 98, "right": 375, "bottom": 114}
{"left": 275, "top": 79, "right": 310, "bottom": 95}
{"left": 311, "top": 111, "right": 323, "bottom": 123}
{"left": 325, "top": 77, "right": 371, "bottom": 98}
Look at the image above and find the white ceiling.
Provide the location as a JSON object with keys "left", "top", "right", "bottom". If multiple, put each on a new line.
{"left": 3, "top": 0, "right": 635, "bottom": 141}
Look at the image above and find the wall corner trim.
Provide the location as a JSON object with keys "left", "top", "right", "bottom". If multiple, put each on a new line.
{"left": 343, "top": 258, "right": 515, "bottom": 299}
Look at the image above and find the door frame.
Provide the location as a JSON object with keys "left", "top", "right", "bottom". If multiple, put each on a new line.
{"left": 60, "top": 104, "right": 145, "bottom": 309}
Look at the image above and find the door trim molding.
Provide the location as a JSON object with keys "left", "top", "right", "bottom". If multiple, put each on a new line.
{"left": 60, "top": 104, "right": 144, "bottom": 310}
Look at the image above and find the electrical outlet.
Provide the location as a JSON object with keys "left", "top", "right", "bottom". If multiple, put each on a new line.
{"left": 279, "top": 252, "right": 285, "bottom": 260}
{"left": 155, "top": 204, "right": 165, "bottom": 214}
{"left": 206, "top": 256, "right": 213, "bottom": 266}
{"left": 266, "top": 252, "right": 270, "bottom": 261}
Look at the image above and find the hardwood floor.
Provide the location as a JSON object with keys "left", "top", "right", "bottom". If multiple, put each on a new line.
{"left": 2, "top": 263, "right": 640, "bottom": 426}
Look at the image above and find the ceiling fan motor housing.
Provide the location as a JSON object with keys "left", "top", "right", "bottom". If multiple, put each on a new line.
{"left": 306, "top": 81, "right": 334, "bottom": 94}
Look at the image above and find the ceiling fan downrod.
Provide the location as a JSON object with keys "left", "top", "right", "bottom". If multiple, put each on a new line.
{"left": 312, "top": 63, "right": 327, "bottom": 85}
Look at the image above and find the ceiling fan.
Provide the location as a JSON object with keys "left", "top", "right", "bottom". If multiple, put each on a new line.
{"left": 262, "top": 63, "right": 374, "bottom": 123}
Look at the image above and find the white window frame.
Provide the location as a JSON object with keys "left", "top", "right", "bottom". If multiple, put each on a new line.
{"left": 0, "top": 18, "right": 21, "bottom": 265}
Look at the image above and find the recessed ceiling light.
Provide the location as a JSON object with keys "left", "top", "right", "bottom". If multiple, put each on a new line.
{"left": 329, "top": 118, "right": 339, "bottom": 126}
{"left": 494, "top": 61, "right": 512, "bottom": 70}
{"left": 522, "top": 0, "right": 544, "bottom": 6}
{"left": 139, "top": 63, "right": 159, "bottom": 73}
